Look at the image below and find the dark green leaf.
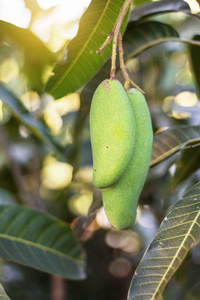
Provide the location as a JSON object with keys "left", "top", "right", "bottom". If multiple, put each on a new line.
{"left": 0, "top": 283, "right": 10, "bottom": 300}
{"left": 173, "top": 142, "right": 200, "bottom": 189}
{"left": 151, "top": 126, "right": 200, "bottom": 167}
{"left": 130, "top": 0, "right": 190, "bottom": 23}
{"left": 0, "top": 21, "right": 56, "bottom": 91}
{"left": 0, "top": 82, "right": 62, "bottom": 153}
{"left": 124, "top": 21, "right": 179, "bottom": 60}
{"left": 45, "top": 0, "right": 129, "bottom": 99}
{"left": 189, "top": 35, "right": 200, "bottom": 97}
{"left": 128, "top": 181, "right": 200, "bottom": 300}
{"left": 0, "top": 204, "right": 86, "bottom": 279}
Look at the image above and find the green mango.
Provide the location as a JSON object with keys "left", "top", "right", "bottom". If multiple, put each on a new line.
{"left": 90, "top": 79, "right": 136, "bottom": 189}
{"left": 102, "top": 88, "right": 153, "bottom": 230}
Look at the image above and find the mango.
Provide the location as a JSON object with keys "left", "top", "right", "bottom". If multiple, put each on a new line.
{"left": 102, "top": 88, "right": 153, "bottom": 230}
{"left": 90, "top": 79, "right": 136, "bottom": 189}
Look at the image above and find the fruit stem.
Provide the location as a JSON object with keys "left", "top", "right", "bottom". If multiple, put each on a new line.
{"left": 96, "top": 0, "right": 132, "bottom": 80}
{"left": 110, "top": 0, "right": 132, "bottom": 80}
{"left": 118, "top": 33, "right": 145, "bottom": 93}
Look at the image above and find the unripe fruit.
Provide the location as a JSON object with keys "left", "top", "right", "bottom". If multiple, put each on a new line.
{"left": 102, "top": 89, "right": 153, "bottom": 230}
{"left": 90, "top": 79, "right": 136, "bottom": 189}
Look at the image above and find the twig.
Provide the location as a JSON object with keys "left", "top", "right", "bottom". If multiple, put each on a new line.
{"left": 96, "top": 25, "right": 116, "bottom": 54}
{"left": 110, "top": 0, "right": 132, "bottom": 79}
{"left": 118, "top": 33, "right": 145, "bottom": 93}
{"left": 51, "top": 275, "right": 66, "bottom": 300}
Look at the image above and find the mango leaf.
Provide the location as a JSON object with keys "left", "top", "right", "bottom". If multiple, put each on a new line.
{"left": 151, "top": 126, "right": 200, "bottom": 167}
{"left": 0, "top": 283, "right": 10, "bottom": 300}
{"left": 130, "top": 0, "right": 190, "bottom": 23}
{"left": 173, "top": 142, "right": 200, "bottom": 189}
{"left": 0, "top": 204, "right": 86, "bottom": 280}
{"left": 128, "top": 181, "right": 200, "bottom": 300}
{"left": 124, "top": 21, "right": 179, "bottom": 59}
{"left": 133, "top": 0, "right": 151, "bottom": 7}
{"left": 0, "top": 82, "right": 62, "bottom": 153}
{"left": 189, "top": 35, "right": 200, "bottom": 97}
{"left": 45, "top": 0, "right": 129, "bottom": 99}
{"left": 0, "top": 20, "right": 56, "bottom": 92}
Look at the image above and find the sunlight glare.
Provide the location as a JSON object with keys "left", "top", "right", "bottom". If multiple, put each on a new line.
{"left": 0, "top": 0, "right": 31, "bottom": 28}
{"left": 184, "top": 0, "right": 200, "bottom": 13}
{"left": 37, "top": 0, "right": 92, "bottom": 21}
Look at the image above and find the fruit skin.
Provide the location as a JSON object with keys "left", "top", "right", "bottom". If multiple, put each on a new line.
{"left": 102, "top": 88, "right": 153, "bottom": 230}
{"left": 90, "top": 79, "right": 136, "bottom": 189}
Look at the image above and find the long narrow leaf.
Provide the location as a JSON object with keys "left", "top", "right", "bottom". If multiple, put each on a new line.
{"left": 128, "top": 181, "right": 200, "bottom": 300}
{"left": 151, "top": 126, "right": 200, "bottom": 167}
{"left": 0, "top": 82, "right": 62, "bottom": 153}
{"left": 45, "top": 0, "right": 129, "bottom": 99}
{"left": 0, "top": 20, "right": 56, "bottom": 91}
{"left": 0, "top": 204, "right": 86, "bottom": 280}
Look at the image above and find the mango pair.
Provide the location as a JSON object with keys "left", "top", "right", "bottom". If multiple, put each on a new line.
{"left": 90, "top": 79, "right": 153, "bottom": 230}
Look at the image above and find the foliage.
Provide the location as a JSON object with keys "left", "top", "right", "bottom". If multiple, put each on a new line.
{"left": 0, "top": 0, "right": 200, "bottom": 299}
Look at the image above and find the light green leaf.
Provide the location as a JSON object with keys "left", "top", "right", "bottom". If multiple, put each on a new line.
{"left": 0, "top": 283, "right": 10, "bottom": 300}
{"left": 0, "top": 82, "right": 62, "bottom": 153}
{"left": 45, "top": 0, "right": 129, "bottom": 99}
{"left": 128, "top": 181, "right": 200, "bottom": 300}
{"left": 151, "top": 126, "right": 200, "bottom": 167}
{"left": 0, "top": 204, "right": 86, "bottom": 280}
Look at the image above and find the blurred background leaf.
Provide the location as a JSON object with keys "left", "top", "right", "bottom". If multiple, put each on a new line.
{"left": 0, "top": 20, "right": 56, "bottom": 92}
{"left": 189, "top": 35, "right": 200, "bottom": 97}
{"left": 0, "top": 82, "right": 62, "bottom": 153}
{"left": 151, "top": 126, "right": 200, "bottom": 167}
{"left": 173, "top": 141, "right": 200, "bottom": 189}
{"left": 130, "top": 0, "right": 190, "bottom": 23}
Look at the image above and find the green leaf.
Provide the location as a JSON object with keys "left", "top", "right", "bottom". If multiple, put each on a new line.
{"left": 0, "top": 82, "right": 62, "bottom": 153}
{"left": 0, "top": 204, "right": 86, "bottom": 280}
{"left": 0, "top": 283, "right": 10, "bottom": 300}
{"left": 133, "top": 0, "right": 151, "bottom": 7}
{"left": 128, "top": 181, "right": 200, "bottom": 300}
{"left": 45, "top": 0, "right": 129, "bottom": 99}
{"left": 123, "top": 21, "right": 179, "bottom": 60}
{"left": 0, "top": 21, "right": 56, "bottom": 91}
{"left": 189, "top": 35, "right": 200, "bottom": 97}
{"left": 173, "top": 142, "right": 200, "bottom": 189}
{"left": 130, "top": 0, "right": 190, "bottom": 23}
{"left": 151, "top": 126, "right": 200, "bottom": 167}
